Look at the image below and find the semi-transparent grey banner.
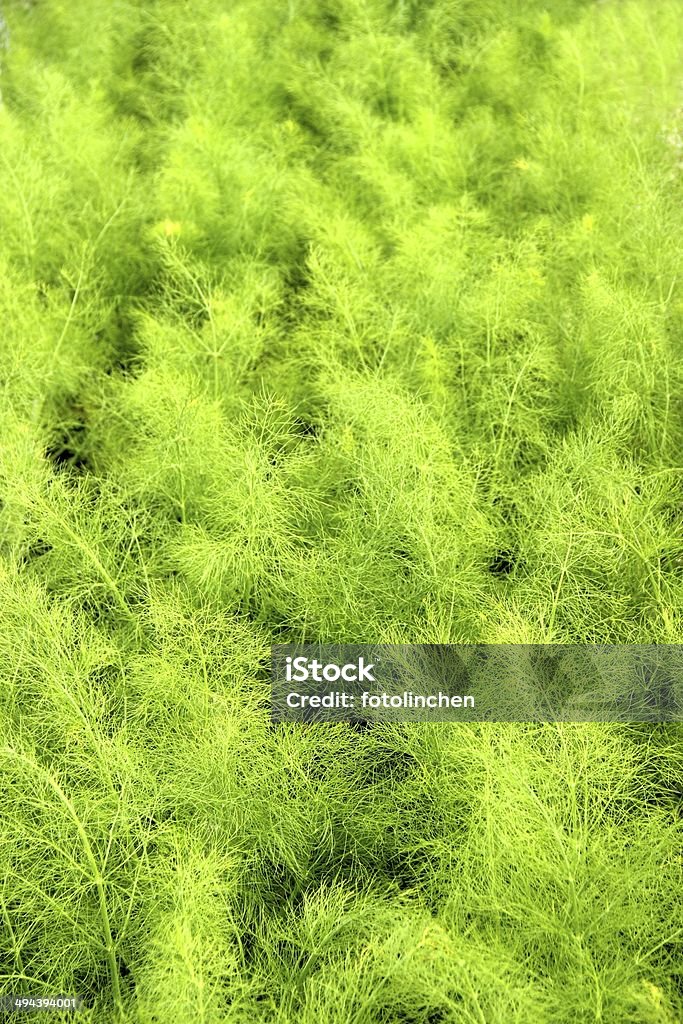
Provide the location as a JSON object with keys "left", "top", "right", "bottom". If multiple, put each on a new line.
{"left": 271, "top": 645, "right": 683, "bottom": 723}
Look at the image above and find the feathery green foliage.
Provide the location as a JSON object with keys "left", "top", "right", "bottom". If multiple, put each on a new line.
{"left": 1, "top": 0, "right": 682, "bottom": 1020}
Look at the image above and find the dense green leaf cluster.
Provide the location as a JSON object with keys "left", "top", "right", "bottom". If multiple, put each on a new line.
{"left": 1, "top": 0, "right": 682, "bottom": 1020}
